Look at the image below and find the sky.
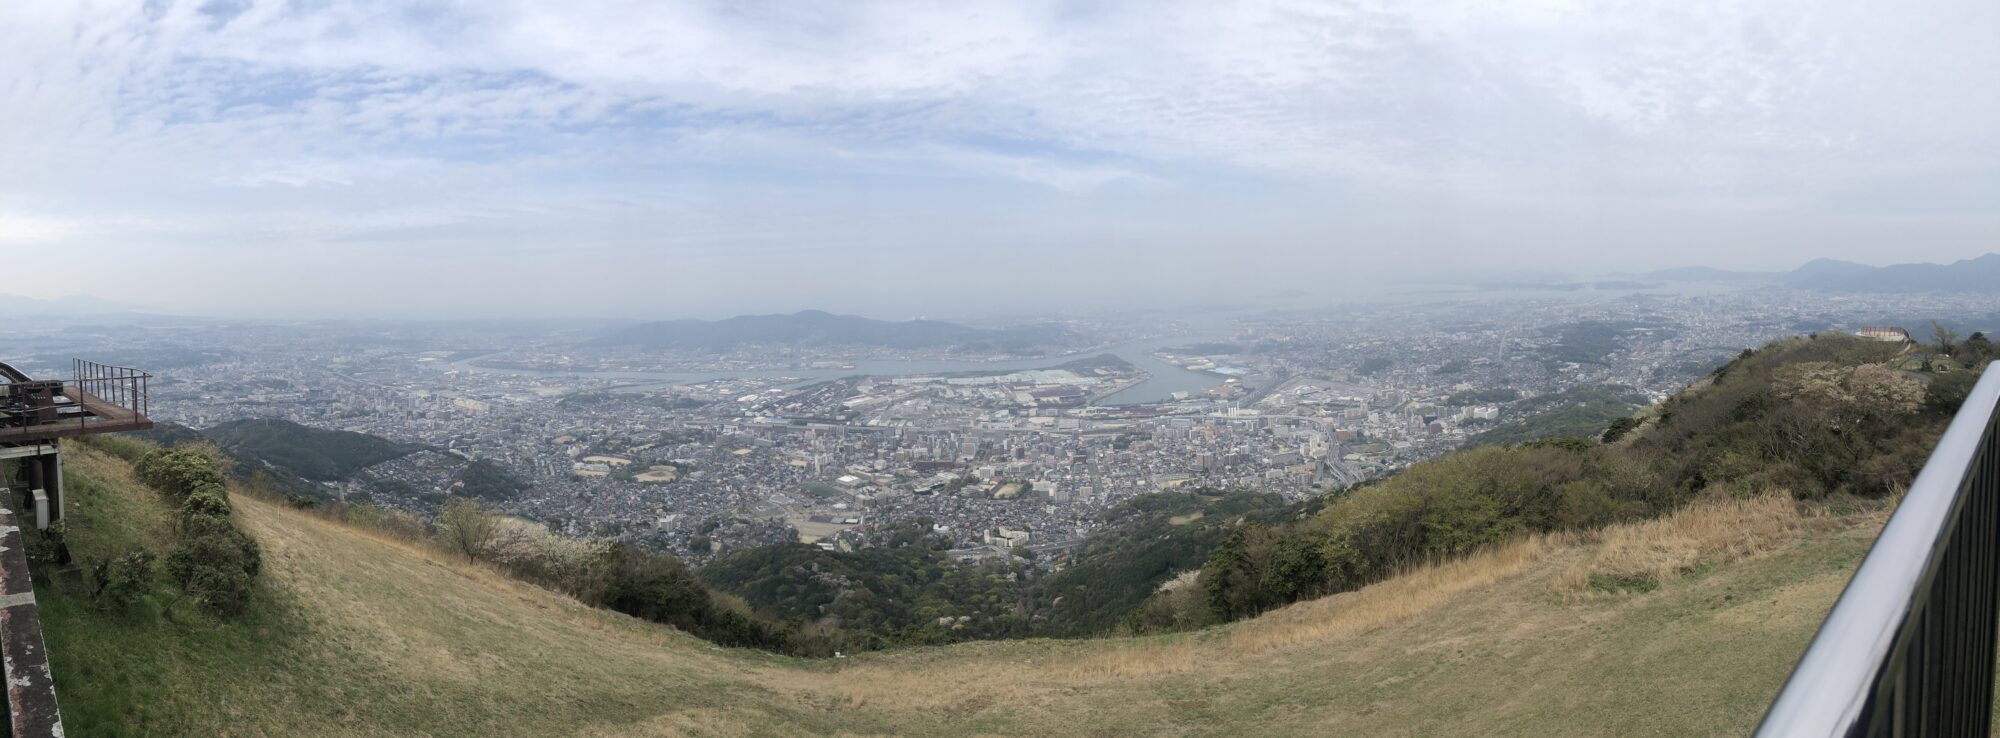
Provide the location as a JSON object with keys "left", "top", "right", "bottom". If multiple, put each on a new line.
{"left": 5, "top": 0, "right": 2000, "bottom": 319}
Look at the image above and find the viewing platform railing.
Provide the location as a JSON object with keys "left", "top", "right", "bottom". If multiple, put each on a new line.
{"left": 1758, "top": 366, "right": 2000, "bottom": 736}
{"left": 0, "top": 359, "right": 151, "bottom": 442}
{"left": 71, "top": 358, "right": 149, "bottom": 421}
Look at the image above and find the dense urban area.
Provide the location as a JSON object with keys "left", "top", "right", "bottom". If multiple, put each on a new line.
{"left": 2, "top": 287, "right": 1987, "bottom": 570}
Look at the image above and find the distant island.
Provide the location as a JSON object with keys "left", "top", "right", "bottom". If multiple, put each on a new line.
{"left": 583, "top": 309, "right": 1082, "bottom": 353}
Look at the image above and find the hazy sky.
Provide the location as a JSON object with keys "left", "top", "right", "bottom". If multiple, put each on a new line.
{"left": 5, "top": 1, "right": 2000, "bottom": 318}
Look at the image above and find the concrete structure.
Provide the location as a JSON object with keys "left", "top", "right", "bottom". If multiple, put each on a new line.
{"left": 0, "top": 359, "right": 156, "bottom": 735}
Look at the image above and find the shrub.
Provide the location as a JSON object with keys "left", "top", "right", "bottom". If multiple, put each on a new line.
{"left": 87, "top": 550, "right": 157, "bottom": 613}
{"left": 22, "top": 520, "right": 68, "bottom": 565}
{"left": 487, "top": 527, "right": 612, "bottom": 600}
{"left": 1601, "top": 415, "right": 1641, "bottom": 443}
{"left": 113, "top": 443, "right": 269, "bottom": 619}
{"left": 166, "top": 524, "right": 262, "bottom": 616}
{"left": 439, "top": 497, "right": 501, "bottom": 562}
{"left": 1124, "top": 577, "right": 1210, "bottom": 634}
{"left": 1925, "top": 367, "right": 1984, "bottom": 415}
{"left": 135, "top": 447, "right": 226, "bottom": 500}
{"left": 597, "top": 543, "right": 792, "bottom": 650}
{"left": 178, "top": 484, "right": 234, "bottom": 529}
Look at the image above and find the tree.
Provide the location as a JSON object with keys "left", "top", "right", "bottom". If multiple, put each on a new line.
{"left": 1776, "top": 361, "right": 1923, "bottom": 427}
{"left": 1601, "top": 416, "right": 1642, "bottom": 443}
{"left": 1965, "top": 332, "right": 1993, "bottom": 364}
{"left": 1926, "top": 368, "right": 1984, "bottom": 414}
{"left": 1202, "top": 525, "right": 1278, "bottom": 621}
{"left": 1933, "top": 322, "right": 1960, "bottom": 356}
{"left": 440, "top": 497, "right": 502, "bottom": 562}
{"left": 1846, "top": 364, "right": 1925, "bottom": 425}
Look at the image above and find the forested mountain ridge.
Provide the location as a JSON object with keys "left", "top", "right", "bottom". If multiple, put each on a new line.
{"left": 584, "top": 309, "right": 1080, "bottom": 352}
{"left": 137, "top": 418, "right": 528, "bottom": 504}
{"left": 1160, "top": 331, "right": 1982, "bottom": 630}
{"left": 202, "top": 417, "right": 421, "bottom": 481}
{"left": 696, "top": 490, "right": 1293, "bottom": 650}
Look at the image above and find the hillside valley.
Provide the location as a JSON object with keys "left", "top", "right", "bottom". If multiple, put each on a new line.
{"left": 39, "top": 440, "right": 1883, "bottom": 736}
{"left": 28, "top": 331, "right": 1996, "bottom": 734}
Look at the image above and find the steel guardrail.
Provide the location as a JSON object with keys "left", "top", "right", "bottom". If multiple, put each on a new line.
{"left": 1757, "top": 366, "right": 2000, "bottom": 736}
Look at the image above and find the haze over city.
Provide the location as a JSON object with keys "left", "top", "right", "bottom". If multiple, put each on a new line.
{"left": 7, "top": 1, "right": 2000, "bottom": 318}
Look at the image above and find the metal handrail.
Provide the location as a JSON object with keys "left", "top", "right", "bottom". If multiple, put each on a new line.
{"left": 70, "top": 358, "right": 150, "bottom": 419}
{"left": 0, "top": 360, "right": 150, "bottom": 437}
{"left": 1757, "top": 367, "right": 2000, "bottom": 736}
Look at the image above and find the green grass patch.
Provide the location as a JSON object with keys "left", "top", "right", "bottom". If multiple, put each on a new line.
{"left": 1589, "top": 573, "right": 1661, "bottom": 594}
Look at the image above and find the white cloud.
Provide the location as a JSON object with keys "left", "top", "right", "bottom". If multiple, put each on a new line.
{"left": 0, "top": 212, "right": 78, "bottom": 244}
{"left": 4, "top": 0, "right": 2000, "bottom": 313}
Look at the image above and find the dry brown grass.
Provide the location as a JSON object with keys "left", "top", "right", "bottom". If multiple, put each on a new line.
{"left": 1226, "top": 535, "right": 1553, "bottom": 655}
{"left": 1053, "top": 639, "right": 1201, "bottom": 679}
{"left": 1555, "top": 492, "right": 1831, "bottom": 594}
{"left": 749, "top": 493, "right": 1855, "bottom": 716}
{"left": 242, "top": 473, "right": 1857, "bottom": 731}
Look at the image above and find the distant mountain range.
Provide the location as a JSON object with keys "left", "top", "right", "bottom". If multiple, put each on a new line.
{"left": 0, "top": 293, "right": 143, "bottom": 315}
{"left": 1646, "top": 253, "right": 2000, "bottom": 292}
{"left": 584, "top": 310, "right": 1082, "bottom": 352}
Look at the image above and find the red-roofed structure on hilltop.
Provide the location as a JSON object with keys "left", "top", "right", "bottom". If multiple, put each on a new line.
{"left": 1856, "top": 326, "right": 1912, "bottom": 343}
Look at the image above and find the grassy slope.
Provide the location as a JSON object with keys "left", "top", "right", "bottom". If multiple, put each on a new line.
{"left": 42, "top": 442, "right": 1882, "bottom": 736}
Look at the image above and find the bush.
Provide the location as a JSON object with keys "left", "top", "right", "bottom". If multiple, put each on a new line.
{"left": 1124, "top": 577, "right": 1210, "bottom": 634}
{"left": 165, "top": 524, "right": 262, "bottom": 616}
{"left": 1601, "top": 415, "right": 1641, "bottom": 443}
{"left": 135, "top": 447, "right": 226, "bottom": 500}
{"left": 178, "top": 484, "right": 234, "bottom": 529}
{"left": 487, "top": 527, "right": 611, "bottom": 601}
{"left": 439, "top": 497, "right": 501, "bottom": 562}
{"left": 1925, "top": 367, "right": 1984, "bottom": 415}
{"left": 22, "top": 519, "right": 69, "bottom": 565}
{"left": 596, "top": 544, "right": 792, "bottom": 651}
{"left": 87, "top": 550, "right": 157, "bottom": 613}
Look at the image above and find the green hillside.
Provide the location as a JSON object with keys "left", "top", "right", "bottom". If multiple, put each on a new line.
{"left": 29, "top": 331, "right": 1984, "bottom": 735}
{"left": 202, "top": 417, "right": 421, "bottom": 481}
{"left": 32, "top": 439, "right": 1884, "bottom": 736}
{"left": 696, "top": 491, "right": 1292, "bottom": 649}
{"left": 139, "top": 419, "right": 529, "bottom": 504}
{"left": 1466, "top": 384, "right": 1648, "bottom": 447}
